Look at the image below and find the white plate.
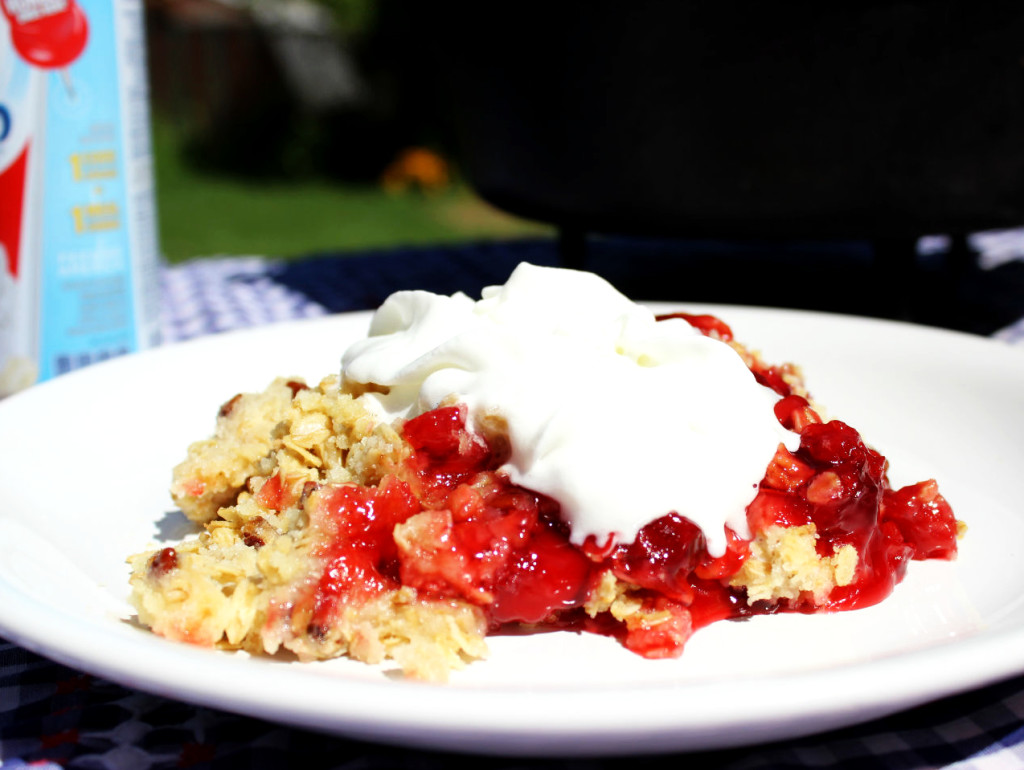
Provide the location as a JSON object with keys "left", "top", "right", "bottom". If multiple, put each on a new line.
{"left": 1, "top": 306, "right": 1023, "bottom": 757}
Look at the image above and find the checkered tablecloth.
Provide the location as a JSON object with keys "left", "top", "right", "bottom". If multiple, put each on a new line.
{"left": 3, "top": 241, "right": 1024, "bottom": 769}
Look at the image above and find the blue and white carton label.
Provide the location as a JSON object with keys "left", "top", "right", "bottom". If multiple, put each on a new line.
{"left": 0, "top": 0, "right": 159, "bottom": 396}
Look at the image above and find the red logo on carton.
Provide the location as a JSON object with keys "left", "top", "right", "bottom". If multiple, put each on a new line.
{"left": 0, "top": 143, "right": 28, "bottom": 278}
{"left": 1, "top": 0, "right": 88, "bottom": 69}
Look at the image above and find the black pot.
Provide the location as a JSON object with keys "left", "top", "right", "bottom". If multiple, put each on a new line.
{"left": 419, "top": 1, "right": 1024, "bottom": 240}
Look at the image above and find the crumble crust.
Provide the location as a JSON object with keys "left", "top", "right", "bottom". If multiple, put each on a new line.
{"left": 131, "top": 376, "right": 487, "bottom": 679}
{"left": 731, "top": 524, "right": 858, "bottom": 604}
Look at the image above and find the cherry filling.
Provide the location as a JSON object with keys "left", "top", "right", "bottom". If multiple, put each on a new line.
{"left": 399, "top": 408, "right": 598, "bottom": 624}
{"left": 292, "top": 316, "right": 958, "bottom": 658}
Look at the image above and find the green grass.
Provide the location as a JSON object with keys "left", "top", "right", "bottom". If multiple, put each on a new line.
{"left": 152, "top": 118, "right": 551, "bottom": 263}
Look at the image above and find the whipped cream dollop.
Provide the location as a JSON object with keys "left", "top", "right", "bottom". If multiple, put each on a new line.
{"left": 341, "top": 263, "right": 798, "bottom": 556}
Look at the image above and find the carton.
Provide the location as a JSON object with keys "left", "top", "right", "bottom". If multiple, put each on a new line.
{"left": 0, "top": 0, "right": 159, "bottom": 397}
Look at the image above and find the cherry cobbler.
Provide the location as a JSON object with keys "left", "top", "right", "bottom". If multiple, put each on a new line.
{"left": 128, "top": 265, "right": 961, "bottom": 680}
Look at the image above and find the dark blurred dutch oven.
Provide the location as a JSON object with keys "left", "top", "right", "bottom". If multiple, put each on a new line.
{"left": 415, "top": 2, "right": 1024, "bottom": 240}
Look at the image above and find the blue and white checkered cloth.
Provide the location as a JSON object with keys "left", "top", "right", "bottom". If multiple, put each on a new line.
{"left": 3, "top": 240, "right": 1024, "bottom": 769}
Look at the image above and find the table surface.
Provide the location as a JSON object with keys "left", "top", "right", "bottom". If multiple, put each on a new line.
{"left": 3, "top": 239, "right": 1024, "bottom": 769}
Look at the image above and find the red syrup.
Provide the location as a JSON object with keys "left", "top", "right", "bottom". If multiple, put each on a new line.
{"left": 296, "top": 317, "right": 958, "bottom": 658}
